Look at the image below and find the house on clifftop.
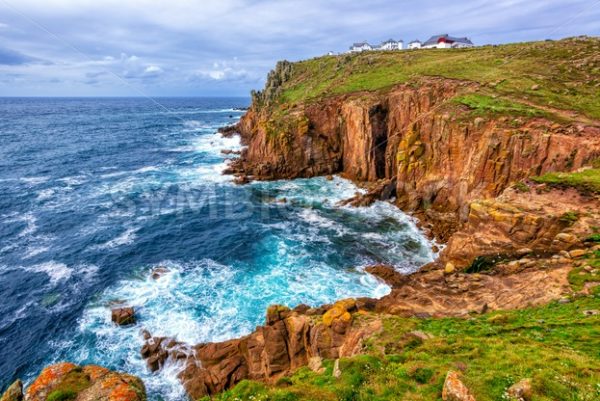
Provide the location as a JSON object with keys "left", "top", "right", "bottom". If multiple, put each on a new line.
{"left": 422, "top": 34, "right": 474, "bottom": 49}
{"left": 379, "top": 39, "right": 404, "bottom": 50}
{"left": 408, "top": 40, "right": 422, "bottom": 49}
{"left": 349, "top": 42, "right": 373, "bottom": 52}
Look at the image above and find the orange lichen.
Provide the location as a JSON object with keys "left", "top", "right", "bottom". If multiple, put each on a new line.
{"left": 83, "top": 365, "right": 110, "bottom": 381}
{"left": 26, "top": 362, "right": 77, "bottom": 400}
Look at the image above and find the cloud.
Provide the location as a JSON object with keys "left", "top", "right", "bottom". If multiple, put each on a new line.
{"left": 193, "top": 60, "right": 249, "bottom": 82}
{"left": 0, "top": 0, "right": 598, "bottom": 96}
{"left": 0, "top": 47, "right": 38, "bottom": 65}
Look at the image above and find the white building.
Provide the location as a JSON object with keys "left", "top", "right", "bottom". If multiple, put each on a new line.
{"left": 379, "top": 39, "right": 404, "bottom": 51}
{"left": 408, "top": 40, "right": 422, "bottom": 49}
{"left": 349, "top": 42, "right": 373, "bottom": 52}
{"left": 422, "top": 34, "right": 474, "bottom": 49}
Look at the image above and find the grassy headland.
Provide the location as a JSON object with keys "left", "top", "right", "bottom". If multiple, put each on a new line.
{"left": 254, "top": 37, "right": 600, "bottom": 120}
{"left": 205, "top": 295, "right": 600, "bottom": 401}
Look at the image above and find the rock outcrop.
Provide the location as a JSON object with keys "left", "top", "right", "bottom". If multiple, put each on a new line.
{"left": 142, "top": 301, "right": 381, "bottom": 399}
{"left": 0, "top": 380, "right": 22, "bottom": 401}
{"left": 111, "top": 307, "right": 136, "bottom": 326}
{"left": 141, "top": 240, "right": 595, "bottom": 398}
{"left": 12, "top": 363, "right": 145, "bottom": 401}
{"left": 440, "top": 186, "right": 600, "bottom": 269}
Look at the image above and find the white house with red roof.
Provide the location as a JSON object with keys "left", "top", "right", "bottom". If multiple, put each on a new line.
{"left": 422, "top": 34, "right": 474, "bottom": 49}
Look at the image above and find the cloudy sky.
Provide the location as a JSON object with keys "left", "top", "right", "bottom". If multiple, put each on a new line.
{"left": 0, "top": 0, "right": 598, "bottom": 97}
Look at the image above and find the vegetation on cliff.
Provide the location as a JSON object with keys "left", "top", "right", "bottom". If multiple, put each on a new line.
{"left": 533, "top": 168, "right": 600, "bottom": 194}
{"left": 256, "top": 37, "right": 600, "bottom": 120}
{"left": 205, "top": 295, "right": 600, "bottom": 401}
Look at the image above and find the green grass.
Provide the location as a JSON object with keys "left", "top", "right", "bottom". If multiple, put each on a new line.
{"left": 512, "top": 181, "right": 531, "bottom": 193}
{"left": 47, "top": 390, "right": 77, "bottom": 401}
{"left": 45, "top": 368, "right": 90, "bottom": 400}
{"left": 532, "top": 169, "right": 600, "bottom": 194}
{"left": 205, "top": 296, "right": 600, "bottom": 401}
{"left": 586, "top": 234, "right": 600, "bottom": 243}
{"left": 453, "top": 94, "right": 545, "bottom": 117}
{"left": 258, "top": 37, "right": 600, "bottom": 120}
{"left": 569, "top": 250, "right": 600, "bottom": 292}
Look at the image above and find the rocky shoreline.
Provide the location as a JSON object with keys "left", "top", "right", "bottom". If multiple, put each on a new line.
{"left": 5, "top": 39, "right": 600, "bottom": 401}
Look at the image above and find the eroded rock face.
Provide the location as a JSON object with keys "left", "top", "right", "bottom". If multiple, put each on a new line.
{"left": 440, "top": 187, "right": 600, "bottom": 269}
{"left": 142, "top": 301, "right": 382, "bottom": 399}
{"left": 23, "top": 363, "right": 145, "bottom": 401}
{"left": 236, "top": 77, "right": 600, "bottom": 238}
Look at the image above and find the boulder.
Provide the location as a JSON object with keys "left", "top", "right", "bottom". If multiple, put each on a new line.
{"left": 444, "top": 263, "right": 456, "bottom": 274}
{"left": 112, "top": 307, "right": 136, "bottom": 326}
{"left": 442, "top": 371, "right": 476, "bottom": 401}
{"left": 507, "top": 378, "right": 532, "bottom": 401}
{"left": 568, "top": 249, "right": 586, "bottom": 258}
{"left": 0, "top": 380, "right": 22, "bottom": 401}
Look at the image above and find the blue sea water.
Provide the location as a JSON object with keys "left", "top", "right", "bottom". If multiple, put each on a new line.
{"left": 0, "top": 97, "right": 434, "bottom": 400}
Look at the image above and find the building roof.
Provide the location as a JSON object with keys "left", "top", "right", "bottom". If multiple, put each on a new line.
{"left": 409, "top": 40, "right": 421, "bottom": 44}
{"left": 423, "top": 34, "right": 473, "bottom": 46}
{"left": 351, "top": 42, "right": 371, "bottom": 47}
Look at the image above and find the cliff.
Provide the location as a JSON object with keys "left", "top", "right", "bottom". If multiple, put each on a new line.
{"left": 153, "top": 36, "right": 600, "bottom": 400}
{"left": 233, "top": 37, "right": 600, "bottom": 249}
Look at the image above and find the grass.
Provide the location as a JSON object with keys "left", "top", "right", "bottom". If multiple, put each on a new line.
{"left": 512, "top": 181, "right": 531, "bottom": 193}
{"left": 568, "top": 249, "right": 600, "bottom": 292}
{"left": 204, "top": 295, "right": 600, "bottom": 401}
{"left": 453, "top": 94, "right": 545, "bottom": 117}
{"left": 260, "top": 37, "right": 600, "bottom": 120}
{"left": 532, "top": 169, "right": 600, "bottom": 194}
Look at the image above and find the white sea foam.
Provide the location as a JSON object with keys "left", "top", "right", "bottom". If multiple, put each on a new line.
{"left": 134, "top": 166, "right": 160, "bottom": 174}
{"left": 191, "top": 132, "right": 242, "bottom": 155}
{"left": 57, "top": 175, "right": 88, "bottom": 186}
{"left": 22, "top": 261, "right": 72, "bottom": 284}
{"left": 297, "top": 208, "right": 349, "bottom": 236}
{"left": 8, "top": 213, "right": 39, "bottom": 238}
{"left": 20, "top": 176, "right": 50, "bottom": 185}
{"left": 96, "top": 227, "right": 137, "bottom": 249}
{"left": 36, "top": 188, "right": 55, "bottom": 201}
{"left": 100, "top": 171, "right": 128, "bottom": 179}
{"left": 22, "top": 245, "right": 50, "bottom": 259}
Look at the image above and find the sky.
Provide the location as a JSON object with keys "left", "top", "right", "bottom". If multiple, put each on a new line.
{"left": 0, "top": 0, "right": 598, "bottom": 97}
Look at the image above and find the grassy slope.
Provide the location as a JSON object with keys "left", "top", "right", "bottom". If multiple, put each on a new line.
{"left": 206, "top": 252, "right": 600, "bottom": 401}
{"left": 273, "top": 37, "right": 600, "bottom": 120}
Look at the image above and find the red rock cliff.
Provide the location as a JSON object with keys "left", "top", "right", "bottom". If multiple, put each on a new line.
{"left": 236, "top": 78, "right": 600, "bottom": 238}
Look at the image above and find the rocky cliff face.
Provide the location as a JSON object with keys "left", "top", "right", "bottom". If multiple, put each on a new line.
{"left": 141, "top": 300, "right": 381, "bottom": 399}
{"left": 236, "top": 78, "right": 600, "bottom": 243}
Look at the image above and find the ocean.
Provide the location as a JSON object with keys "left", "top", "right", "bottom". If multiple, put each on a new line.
{"left": 0, "top": 97, "right": 434, "bottom": 400}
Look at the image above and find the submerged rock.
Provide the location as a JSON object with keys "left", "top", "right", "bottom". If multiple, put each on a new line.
{"left": 150, "top": 266, "right": 170, "bottom": 280}
{"left": 111, "top": 307, "right": 136, "bottom": 326}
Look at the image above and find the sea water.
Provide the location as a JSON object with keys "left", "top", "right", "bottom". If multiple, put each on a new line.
{"left": 0, "top": 97, "right": 434, "bottom": 400}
